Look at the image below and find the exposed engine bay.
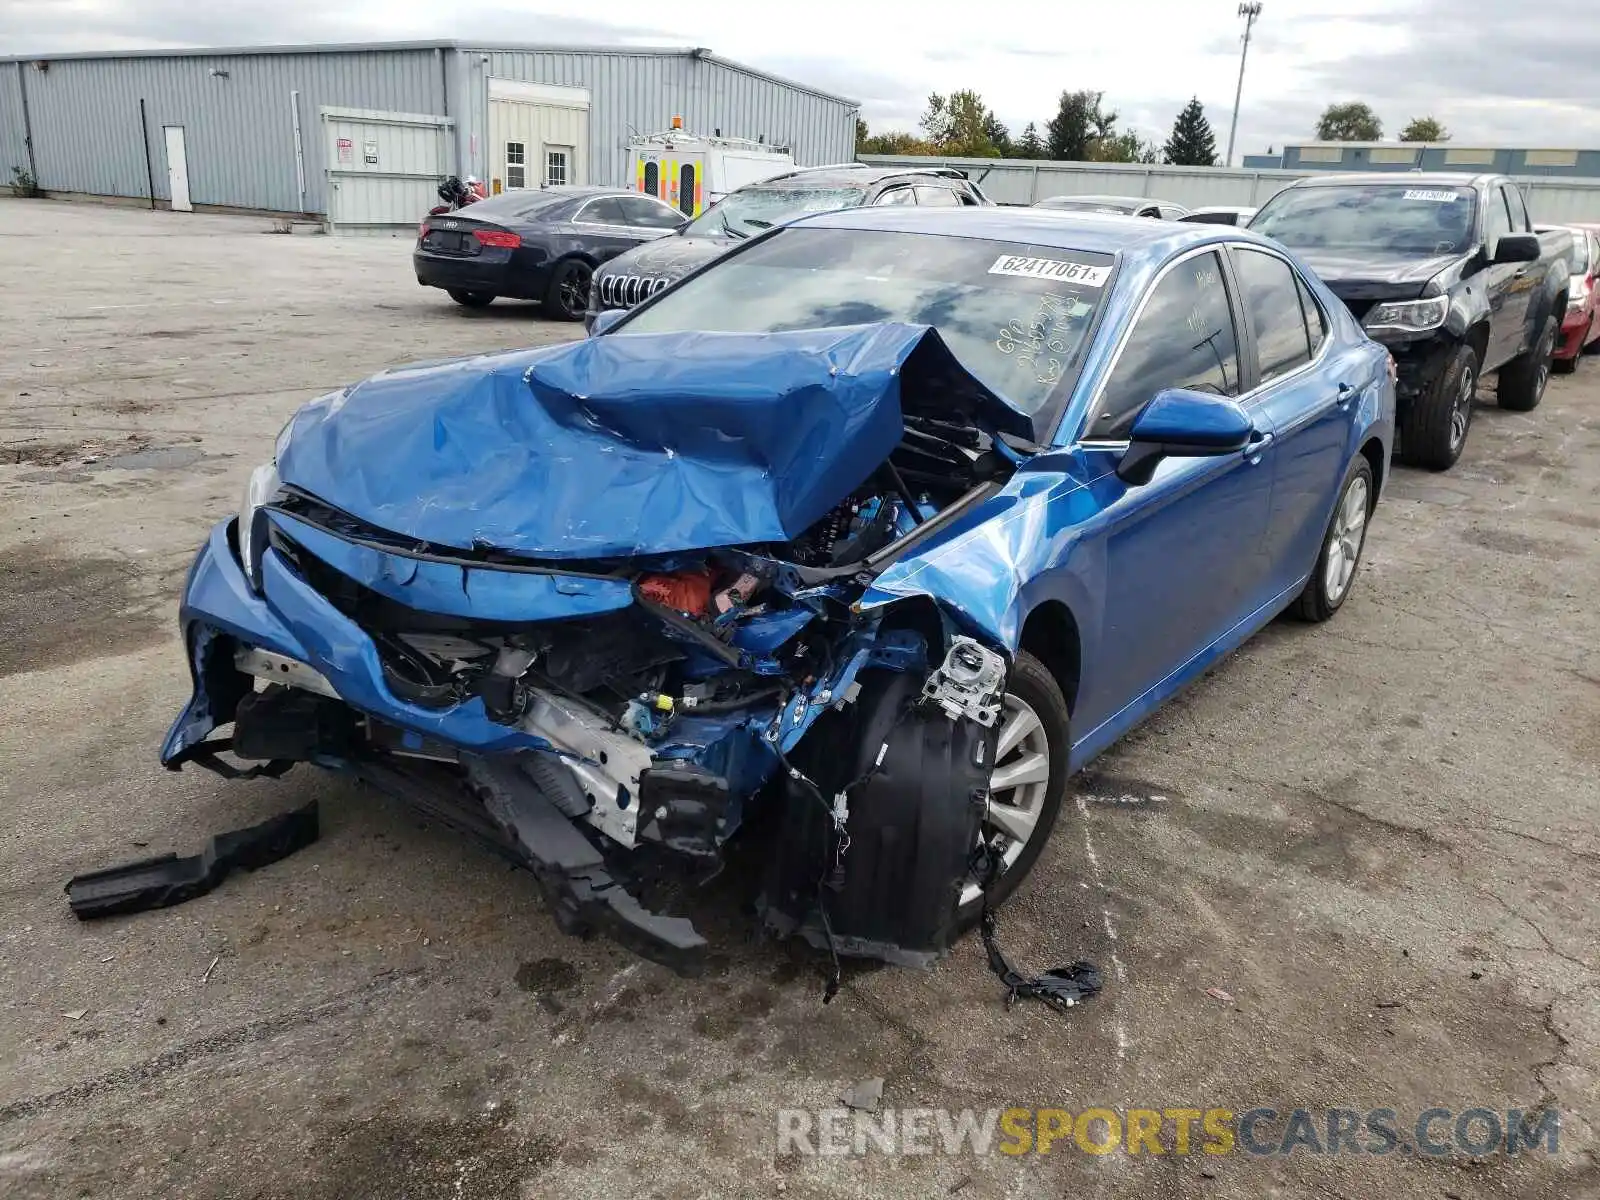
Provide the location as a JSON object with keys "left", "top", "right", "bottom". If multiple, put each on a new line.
{"left": 163, "top": 323, "right": 1043, "bottom": 977}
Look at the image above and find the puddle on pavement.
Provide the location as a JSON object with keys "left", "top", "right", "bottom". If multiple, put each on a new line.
{"left": 0, "top": 543, "right": 167, "bottom": 676}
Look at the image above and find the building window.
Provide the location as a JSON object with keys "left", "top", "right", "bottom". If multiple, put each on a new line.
{"left": 1524, "top": 149, "right": 1578, "bottom": 168}
{"left": 1369, "top": 146, "right": 1419, "bottom": 164}
{"left": 1443, "top": 148, "right": 1494, "bottom": 165}
{"left": 1295, "top": 146, "right": 1343, "bottom": 163}
{"left": 546, "top": 148, "right": 570, "bottom": 188}
{"left": 505, "top": 141, "right": 525, "bottom": 189}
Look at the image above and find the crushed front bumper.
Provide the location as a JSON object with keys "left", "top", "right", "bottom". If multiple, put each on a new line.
{"left": 160, "top": 520, "right": 711, "bottom": 970}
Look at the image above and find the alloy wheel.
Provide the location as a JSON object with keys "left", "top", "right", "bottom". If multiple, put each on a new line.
{"left": 559, "top": 267, "right": 591, "bottom": 318}
{"left": 1535, "top": 328, "right": 1554, "bottom": 400}
{"left": 1449, "top": 363, "right": 1475, "bottom": 451}
{"left": 1324, "top": 474, "right": 1370, "bottom": 604}
{"left": 959, "top": 692, "right": 1051, "bottom": 907}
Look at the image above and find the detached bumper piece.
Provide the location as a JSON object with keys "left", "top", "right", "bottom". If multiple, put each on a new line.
{"left": 65, "top": 801, "right": 319, "bottom": 919}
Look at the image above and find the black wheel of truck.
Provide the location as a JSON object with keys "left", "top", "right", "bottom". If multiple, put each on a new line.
{"left": 544, "top": 259, "right": 593, "bottom": 321}
{"left": 955, "top": 650, "right": 1070, "bottom": 927}
{"left": 447, "top": 289, "right": 495, "bottom": 308}
{"left": 1398, "top": 342, "right": 1477, "bottom": 471}
{"left": 1289, "top": 456, "right": 1374, "bottom": 623}
{"left": 1498, "top": 315, "right": 1556, "bottom": 410}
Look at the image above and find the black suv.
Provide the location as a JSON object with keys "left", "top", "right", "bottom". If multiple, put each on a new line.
{"left": 585, "top": 165, "right": 991, "bottom": 329}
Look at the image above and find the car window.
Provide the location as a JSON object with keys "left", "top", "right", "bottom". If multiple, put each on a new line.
{"left": 618, "top": 194, "right": 683, "bottom": 229}
{"left": 1484, "top": 187, "right": 1513, "bottom": 249}
{"left": 1158, "top": 206, "right": 1186, "bottom": 221}
{"left": 680, "top": 186, "right": 865, "bottom": 240}
{"left": 1504, "top": 185, "right": 1530, "bottom": 233}
{"left": 874, "top": 187, "right": 917, "bottom": 206}
{"left": 957, "top": 184, "right": 983, "bottom": 207}
{"left": 576, "top": 197, "right": 627, "bottom": 226}
{"left": 1090, "top": 250, "right": 1241, "bottom": 440}
{"left": 619, "top": 226, "right": 1116, "bottom": 422}
{"left": 1296, "top": 274, "right": 1328, "bottom": 356}
{"left": 914, "top": 186, "right": 961, "bottom": 207}
{"left": 1234, "top": 248, "right": 1315, "bottom": 384}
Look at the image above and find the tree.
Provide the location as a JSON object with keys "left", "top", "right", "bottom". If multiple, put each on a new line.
{"left": 982, "top": 112, "right": 1013, "bottom": 158}
{"left": 858, "top": 130, "right": 935, "bottom": 155}
{"left": 855, "top": 116, "right": 869, "bottom": 151}
{"left": 1015, "top": 122, "right": 1047, "bottom": 159}
{"left": 1315, "top": 102, "right": 1383, "bottom": 142}
{"left": 1163, "top": 97, "right": 1217, "bottom": 166}
{"left": 1399, "top": 115, "right": 1449, "bottom": 143}
{"left": 1046, "top": 89, "right": 1118, "bottom": 161}
{"left": 919, "top": 90, "right": 1005, "bottom": 157}
{"left": 1091, "top": 132, "right": 1159, "bottom": 164}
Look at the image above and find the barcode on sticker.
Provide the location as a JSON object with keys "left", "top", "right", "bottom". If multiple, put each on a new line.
{"left": 988, "top": 255, "right": 1110, "bottom": 286}
{"left": 1403, "top": 189, "right": 1460, "bottom": 202}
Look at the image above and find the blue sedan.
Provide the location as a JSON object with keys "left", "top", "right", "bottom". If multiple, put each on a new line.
{"left": 160, "top": 206, "right": 1393, "bottom": 973}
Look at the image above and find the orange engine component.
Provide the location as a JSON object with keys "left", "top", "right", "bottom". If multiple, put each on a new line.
{"left": 638, "top": 570, "right": 713, "bottom": 617}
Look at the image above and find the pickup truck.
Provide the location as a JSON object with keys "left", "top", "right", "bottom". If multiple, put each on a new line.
{"left": 1249, "top": 173, "right": 1570, "bottom": 469}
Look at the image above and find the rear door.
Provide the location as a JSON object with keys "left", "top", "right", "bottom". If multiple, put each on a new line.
{"left": 617, "top": 194, "right": 688, "bottom": 242}
{"left": 1228, "top": 244, "right": 1352, "bottom": 608}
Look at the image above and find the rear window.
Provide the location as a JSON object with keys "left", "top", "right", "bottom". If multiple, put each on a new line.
{"left": 1250, "top": 184, "right": 1477, "bottom": 255}
{"left": 1037, "top": 197, "right": 1138, "bottom": 215}
{"left": 681, "top": 186, "right": 866, "bottom": 240}
{"left": 458, "top": 191, "right": 571, "bottom": 221}
{"left": 617, "top": 227, "right": 1116, "bottom": 422}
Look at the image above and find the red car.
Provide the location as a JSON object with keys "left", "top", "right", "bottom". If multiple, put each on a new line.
{"left": 1541, "top": 223, "right": 1600, "bottom": 372}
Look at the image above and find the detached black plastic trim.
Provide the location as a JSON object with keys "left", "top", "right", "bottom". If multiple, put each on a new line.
{"left": 65, "top": 801, "right": 319, "bottom": 919}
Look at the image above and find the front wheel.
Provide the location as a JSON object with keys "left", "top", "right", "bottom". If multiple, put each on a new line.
{"left": 1398, "top": 342, "right": 1476, "bottom": 471}
{"left": 446, "top": 289, "right": 495, "bottom": 308}
{"left": 1498, "top": 315, "right": 1556, "bottom": 410}
{"left": 955, "top": 650, "right": 1070, "bottom": 926}
{"left": 544, "top": 259, "right": 593, "bottom": 321}
{"left": 1290, "top": 457, "right": 1374, "bottom": 622}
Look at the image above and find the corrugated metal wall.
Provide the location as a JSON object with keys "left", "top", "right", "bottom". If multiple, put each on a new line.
{"left": 0, "top": 46, "right": 855, "bottom": 215}
{"left": 1, "top": 64, "right": 32, "bottom": 184}
{"left": 5, "top": 49, "right": 447, "bottom": 213}
{"left": 460, "top": 49, "right": 856, "bottom": 187}
{"left": 858, "top": 155, "right": 1600, "bottom": 223}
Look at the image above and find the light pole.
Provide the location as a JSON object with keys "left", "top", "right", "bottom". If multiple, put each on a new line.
{"left": 1225, "top": 2, "right": 1262, "bottom": 168}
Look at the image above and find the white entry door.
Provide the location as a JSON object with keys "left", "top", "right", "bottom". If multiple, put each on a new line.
{"left": 163, "top": 127, "right": 192, "bottom": 212}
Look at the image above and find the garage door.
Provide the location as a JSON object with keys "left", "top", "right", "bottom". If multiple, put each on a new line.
{"left": 322, "top": 106, "right": 454, "bottom": 235}
{"left": 488, "top": 80, "right": 591, "bottom": 195}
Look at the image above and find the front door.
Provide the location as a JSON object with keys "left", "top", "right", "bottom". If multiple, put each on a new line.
{"left": 1482, "top": 184, "right": 1531, "bottom": 368}
{"left": 1070, "top": 248, "right": 1276, "bottom": 737}
{"left": 163, "top": 126, "right": 191, "bottom": 212}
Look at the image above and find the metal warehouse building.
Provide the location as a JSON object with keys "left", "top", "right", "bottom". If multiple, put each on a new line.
{"left": 0, "top": 41, "right": 859, "bottom": 232}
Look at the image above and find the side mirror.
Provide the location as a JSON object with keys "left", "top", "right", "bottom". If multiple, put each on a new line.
{"left": 1116, "top": 389, "right": 1256, "bottom": 486}
{"left": 589, "top": 308, "right": 628, "bottom": 337}
{"left": 1492, "top": 233, "right": 1540, "bottom": 265}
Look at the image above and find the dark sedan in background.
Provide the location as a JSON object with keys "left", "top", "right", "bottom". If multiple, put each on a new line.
{"left": 414, "top": 186, "right": 686, "bottom": 319}
{"left": 1034, "top": 193, "right": 1190, "bottom": 220}
{"left": 584, "top": 164, "right": 990, "bottom": 329}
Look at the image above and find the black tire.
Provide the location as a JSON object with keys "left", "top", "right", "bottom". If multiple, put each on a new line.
{"left": 1290, "top": 456, "right": 1375, "bottom": 622}
{"left": 1498, "top": 314, "right": 1556, "bottom": 411}
{"left": 1398, "top": 342, "right": 1476, "bottom": 471}
{"left": 955, "top": 649, "right": 1071, "bottom": 928}
{"left": 446, "top": 289, "right": 495, "bottom": 308}
{"left": 544, "top": 259, "right": 593, "bottom": 321}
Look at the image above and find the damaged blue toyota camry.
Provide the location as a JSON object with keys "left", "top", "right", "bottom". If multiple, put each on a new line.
{"left": 160, "top": 207, "right": 1393, "bottom": 976}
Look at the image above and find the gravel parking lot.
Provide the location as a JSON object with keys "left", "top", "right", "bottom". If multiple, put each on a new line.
{"left": 1, "top": 199, "right": 1597, "bottom": 1200}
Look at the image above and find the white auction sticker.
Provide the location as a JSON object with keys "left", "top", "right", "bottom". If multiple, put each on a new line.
{"left": 988, "top": 255, "right": 1111, "bottom": 287}
{"left": 1403, "top": 189, "right": 1460, "bottom": 202}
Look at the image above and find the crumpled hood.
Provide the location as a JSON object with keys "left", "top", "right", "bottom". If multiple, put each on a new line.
{"left": 1289, "top": 249, "right": 1461, "bottom": 301}
{"left": 275, "top": 323, "right": 1028, "bottom": 561}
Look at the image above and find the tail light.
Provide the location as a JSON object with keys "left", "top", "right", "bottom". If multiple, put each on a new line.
{"left": 473, "top": 229, "right": 522, "bottom": 249}
{"left": 1386, "top": 355, "right": 1398, "bottom": 384}
{"left": 417, "top": 220, "right": 429, "bottom": 240}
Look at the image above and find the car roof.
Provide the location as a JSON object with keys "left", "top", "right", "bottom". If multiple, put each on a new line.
{"left": 792, "top": 205, "right": 1231, "bottom": 255}
{"left": 1037, "top": 194, "right": 1151, "bottom": 206}
{"left": 745, "top": 164, "right": 964, "bottom": 190}
{"left": 1281, "top": 171, "right": 1494, "bottom": 190}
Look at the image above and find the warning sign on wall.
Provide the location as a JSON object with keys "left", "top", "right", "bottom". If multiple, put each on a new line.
{"left": 336, "top": 138, "right": 353, "bottom": 164}
{"left": 363, "top": 139, "right": 379, "bottom": 165}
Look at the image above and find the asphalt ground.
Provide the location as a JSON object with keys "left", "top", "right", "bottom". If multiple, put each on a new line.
{"left": 1, "top": 199, "right": 1596, "bottom": 1199}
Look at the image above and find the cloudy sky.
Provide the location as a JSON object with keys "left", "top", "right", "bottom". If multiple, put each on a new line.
{"left": 4, "top": 0, "right": 1599, "bottom": 155}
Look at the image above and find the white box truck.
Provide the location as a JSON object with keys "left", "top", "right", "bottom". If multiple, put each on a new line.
{"left": 626, "top": 122, "right": 796, "bottom": 219}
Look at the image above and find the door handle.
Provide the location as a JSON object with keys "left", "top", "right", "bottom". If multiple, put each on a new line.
{"left": 1336, "top": 382, "right": 1357, "bottom": 409}
{"left": 1244, "top": 431, "right": 1274, "bottom": 462}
